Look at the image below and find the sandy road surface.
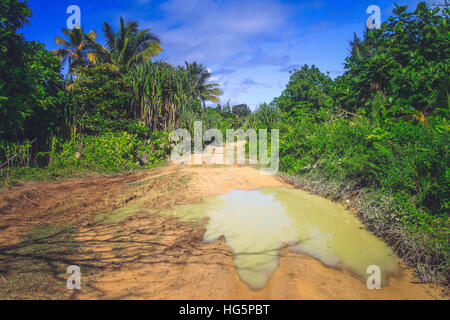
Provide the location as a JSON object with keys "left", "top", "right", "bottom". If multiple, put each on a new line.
{"left": 0, "top": 155, "right": 446, "bottom": 299}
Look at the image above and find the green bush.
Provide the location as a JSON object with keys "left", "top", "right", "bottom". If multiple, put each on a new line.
{"left": 279, "top": 115, "right": 449, "bottom": 216}
{"left": 78, "top": 115, "right": 151, "bottom": 138}
{"left": 50, "top": 131, "right": 170, "bottom": 172}
{"left": 67, "top": 65, "right": 132, "bottom": 123}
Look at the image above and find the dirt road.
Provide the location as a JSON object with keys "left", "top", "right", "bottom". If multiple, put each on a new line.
{"left": 0, "top": 160, "right": 446, "bottom": 299}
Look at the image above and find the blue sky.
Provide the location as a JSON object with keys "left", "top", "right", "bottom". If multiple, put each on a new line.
{"left": 23, "top": 0, "right": 421, "bottom": 109}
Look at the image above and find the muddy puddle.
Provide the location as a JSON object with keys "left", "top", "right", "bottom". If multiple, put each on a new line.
{"left": 159, "top": 187, "right": 400, "bottom": 290}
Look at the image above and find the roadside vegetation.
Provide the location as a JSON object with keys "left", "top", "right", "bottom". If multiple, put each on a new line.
{"left": 0, "top": 1, "right": 448, "bottom": 285}
{"left": 0, "top": 0, "right": 246, "bottom": 184}
{"left": 250, "top": 3, "right": 449, "bottom": 284}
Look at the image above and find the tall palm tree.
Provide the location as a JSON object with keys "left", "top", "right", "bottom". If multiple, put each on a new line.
{"left": 184, "top": 62, "right": 223, "bottom": 107}
{"left": 53, "top": 28, "right": 98, "bottom": 73}
{"left": 94, "top": 17, "right": 163, "bottom": 73}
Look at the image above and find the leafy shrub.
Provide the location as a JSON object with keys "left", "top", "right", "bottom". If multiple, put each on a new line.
{"left": 50, "top": 131, "right": 170, "bottom": 172}
{"left": 67, "top": 65, "right": 132, "bottom": 122}
{"left": 78, "top": 115, "right": 151, "bottom": 138}
{"left": 335, "top": 3, "right": 449, "bottom": 113}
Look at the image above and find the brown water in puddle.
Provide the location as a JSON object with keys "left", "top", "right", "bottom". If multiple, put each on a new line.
{"left": 160, "top": 187, "right": 400, "bottom": 290}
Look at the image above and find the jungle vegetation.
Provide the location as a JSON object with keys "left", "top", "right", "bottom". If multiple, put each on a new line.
{"left": 0, "top": 1, "right": 448, "bottom": 284}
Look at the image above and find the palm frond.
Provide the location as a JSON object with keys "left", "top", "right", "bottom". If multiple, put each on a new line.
{"left": 54, "top": 36, "right": 73, "bottom": 48}
{"left": 103, "top": 22, "right": 116, "bottom": 50}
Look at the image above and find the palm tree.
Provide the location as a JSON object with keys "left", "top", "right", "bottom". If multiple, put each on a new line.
{"left": 127, "top": 60, "right": 211, "bottom": 131}
{"left": 184, "top": 62, "right": 223, "bottom": 107}
{"left": 200, "top": 84, "right": 223, "bottom": 106}
{"left": 53, "top": 28, "right": 98, "bottom": 73}
{"left": 94, "top": 17, "right": 163, "bottom": 72}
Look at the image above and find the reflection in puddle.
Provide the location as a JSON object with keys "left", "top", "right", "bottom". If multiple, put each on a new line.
{"left": 161, "top": 188, "right": 399, "bottom": 290}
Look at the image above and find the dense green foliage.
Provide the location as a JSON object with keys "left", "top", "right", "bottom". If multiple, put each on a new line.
{"left": 335, "top": 2, "right": 449, "bottom": 114}
{"left": 247, "top": 3, "right": 449, "bottom": 283}
{"left": 67, "top": 65, "right": 133, "bottom": 133}
{"left": 275, "top": 65, "right": 334, "bottom": 113}
{"left": 1, "top": 0, "right": 448, "bottom": 284}
{"left": 0, "top": 0, "right": 65, "bottom": 156}
{"left": 273, "top": 3, "right": 449, "bottom": 219}
{"left": 279, "top": 110, "right": 448, "bottom": 225}
{"left": 0, "top": 0, "right": 227, "bottom": 175}
{"left": 50, "top": 131, "right": 170, "bottom": 172}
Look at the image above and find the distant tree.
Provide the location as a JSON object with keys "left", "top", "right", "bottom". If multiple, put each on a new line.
{"left": 221, "top": 100, "right": 232, "bottom": 116}
{"left": 274, "top": 64, "right": 333, "bottom": 114}
{"left": 232, "top": 104, "right": 250, "bottom": 117}
{"left": 248, "top": 102, "right": 280, "bottom": 130}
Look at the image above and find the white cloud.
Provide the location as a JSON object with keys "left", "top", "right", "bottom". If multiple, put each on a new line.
{"left": 133, "top": 0, "right": 300, "bottom": 106}
{"left": 150, "top": 0, "right": 293, "bottom": 67}
{"left": 123, "top": 0, "right": 358, "bottom": 107}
